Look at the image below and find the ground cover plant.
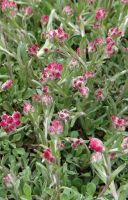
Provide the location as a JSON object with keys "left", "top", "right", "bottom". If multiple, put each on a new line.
{"left": 0, "top": 0, "right": 128, "bottom": 199}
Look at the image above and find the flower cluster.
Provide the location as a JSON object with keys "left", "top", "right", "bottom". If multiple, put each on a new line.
{"left": 106, "top": 28, "right": 122, "bottom": 56}
{"left": 63, "top": 5, "right": 72, "bottom": 16}
{"left": 46, "top": 27, "right": 68, "bottom": 42}
{"left": 111, "top": 116, "right": 128, "bottom": 130}
{"left": 95, "top": 89, "right": 104, "bottom": 100}
{"left": 40, "top": 62, "right": 63, "bottom": 82}
{"left": 1, "top": 80, "right": 13, "bottom": 91}
{"left": 121, "top": 0, "right": 128, "bottom": 4}
{"left": 106, "top": 36, "right": 115, "bottom": 56}
{"left": 91, "top": 152, "right": 102, "bottom": 162}
{"left": 49, "top": 119, "right": 63, "bottom": 134}
{"left": 27, "top": 43, "right": 38, "bottom": 56}
{"left": 58, "top": 109, "right": 69, "bottom": 121}
{"left": 32, "top": 93, "right": 41, "bottom": 102}
{"left": 23, "top": 101, "right": 34, "bottom": 115}
{"left": 71, "top": 138, "right": 83, "bottom": 148}
{"left": 89, "top": 138, "right": 104, "bottom": 152}
{"left": 76, "top": 47, "right": 86, "bottom": 56}
{"left": 72, "top": 76, "right": 89, "bottom": 97}
{"left": 0, "top": 0, "right": 17, "bottom": 15}
{"left": 83, "top": 71, "right": 96, "bottom": 80}
{"left": 42, "top": 148, "right": 55, "bottom": 163}
{"left": 88, "top": 0, "right": 94, "bottom": 4}
{"left": 3, "top": 174, "right": 13, "bottom": 188}
{"left": 95, "top": 8, "right": 106, "bottom": 21}
{"left": 41, "top": 15, "right": 49, "bottom": 25}
{"left": 0, "top": 112, "right": 21, "bottom": 133}
{"left": 108, "top": 27, "right": 122, "bottom": 38}
{"left": 121, "top": 137, "right": 128, "bottom": 150}
{"left": 42, "top": 95, "right": 53, "bottom": 106}
{"left": 23, "top": 6, "right": 33, "bottom": 15}
{"left": 88, "top": 37, "right": 103, "bottom": 53}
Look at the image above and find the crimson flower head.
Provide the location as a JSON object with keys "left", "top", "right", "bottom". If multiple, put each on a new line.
{"left": 32, "top": 93, "right": 40, "bottom": 102}
{"left": 23, "top": 101, "right": 34, "bottom": 115}
{"left": 111, "top": 116, "right": 128, "bottom": 130}
{"left": 95, "top": 89, "right": 104, "bottom": 100}
{"left": 76, "top": 48, "right": 86, "bottom": 56}
{"left": 89, "top": 138, "right": 104, "bottom": 152}
{"left": 42, "top": 95, "right": 53, "bottom": 106}
{"left": 71, "top": 138, "right": 83, "bottom": 148}
{"left": 0, "top": 111, "right": 21, "bottom": 133}
{"left": 1, "top": 0, "right": 17, "bottom": 15}
{"left": 49, "top": 119, "right": 63, "bottom": 134}
{"left": 121, "top": 0, "right": 128, "bottom": 4}
{"left": 91, "top": 152, "right": 102, "bottom": 162}
{"left": 108, "top": 27, "right": 122, "bottom": 38}
{"left": 63, "top": 5, "right": 72, "bottom": 16}
{"left": 42, "top": 148, "right": 55, "bottom": 163}
{"left": 46, "top": 27, "right": 68, "bottom": 42}
{"left": 95, "top": 8, "right": 106, "bottom": 21}
{"left": 3, "top": 174, "right": 13, "bottom": 188}
{"left": 1, "top": 80, "right": 13, "bottom": 91}
{"left": 40, "top": 63, "right": 63, "bottom": 82}
{"left": 121, "top": 137, "right": 128, "bottom": 150}
{"left": 83, "top": 71, "right": 96, "bottom": 80}
{"left": 41, "top": 15, "right": 49, "bottom": 25}
{"left": 88, "top": 41, "right": 95, "bottom": 53}
{"left": 27, "top": 43, "right": 38, "bottom": 56}
{"left": 23, "top": 6, "right": 33, "bottom": 15}
{"left": 58, "top": 109, "right": 69, "bottom": 121}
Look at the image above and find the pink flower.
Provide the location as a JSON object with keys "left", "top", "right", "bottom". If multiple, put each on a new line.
{"left": 83, "top": 71, "right": 96, "bottom": 80}
{"left": 69, "top": 58, "right": 78, "bottom": 69}
{"left": 121, "top": 0, "right": 128, "bottom": 4}
{"left": 88, "top": 41, "right": 95, "bottom": 53}
{"left": 42, "top": 86, "right": 49, "bottom": 94}
{"left": 76, "top": 16, "right": 81, "bottom": 24}
{"left": 42, "top": 95, "right": 53, "bottom": 106}
{"left": 3, "top": 174, "right": 13, "bottom": 188}
{"left": 32, "top": 93, "right": 41, "bottom": 102}
{"left": 23, "top": 6, "right": 33, "bottom": 15}
{"left": 89, "top": 138, "right": 104, "bottom": 152}
{"left": 23, "top": 101, "right": 34, "bottom": 115}
{"left": 43, "top": 48, "right": 49, "bottom": 53}
{"left": 40, "top": 63, "right": 63, "bottom": 82}
{"left": 27, "top": 43, "right": 38, "bottom": 56}
{"left": 41, "top": 15, "right": 49, "bottom": 25}
{"left": 49, "top": 119, "right": 63, "bottom": 134}
{"left": 0, "top": 112, "right": 21, "bottom": 133}
{"left": 95, "top": 8, "right": 106, "bottom": 21}
{"left": 58, "top": 109, "right": 69, "bottom": 121}
{"left": 76, "top": 48, "right": 86, "bottom": 56}
{"left": 91, "top": 152, "right": 102, "bottom": 162}
{"left": 72, "top": 76, "right": 84, "bottom": 89}
{"left": 1, "top": 0, "right": 17, "bottom": 14}
{"left": 109, "top": 153, "right": 115, "bottom": 160}
{"left": 88, "top": 0, "right": 94, "bottom": 4}
{"left": 106, "top": 36, "right": 115, "bottom": 57}
{"left": 95, "top": 89, "right": 104, "bottom": 100}
{"left": 111, "top": 116, "right": 126, "bottom": 130}
{"left": 1, "top": 80, "right": 13, "bottom": 91}
{"left": 79, "top": 86, "right": 89, "bottom": 97}
{"left": 12, "top": 111, "right": 21, "bottom": 119}
{"left": 108, "top": 27, "right": 122, "bottom": 37}
{"left": 121, "top": 137, "right": 128, "bottom": 149}
{"left": 42, "top": 148, "right": 55, "bottom": 163}
{"left": 46, "top": 27, "right": 68, "bottom": 42}
{"left": 71, "top": 138, "right": 83, "bottom": 148}
{"left": 95, "top": 37, "right": 103, "bottom": 45}
{"left": 63, "top": 5, "right": 72, "bottom": 15}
